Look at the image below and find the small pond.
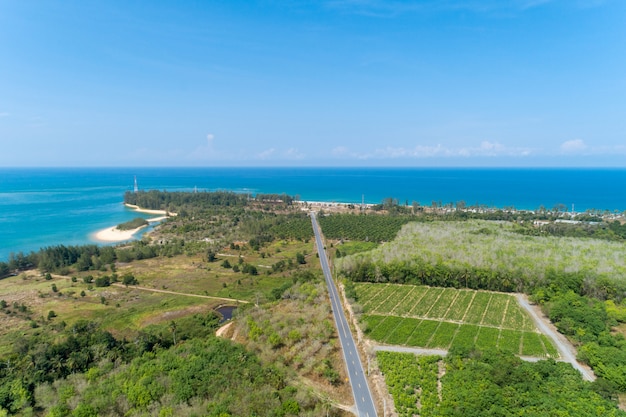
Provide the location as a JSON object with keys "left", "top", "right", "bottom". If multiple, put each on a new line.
{"left": 215, "top": 305, "right": 237, "bottom": 323}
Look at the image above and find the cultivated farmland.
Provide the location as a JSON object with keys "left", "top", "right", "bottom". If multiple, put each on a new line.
{"left": 356, "top": 283, "right": 558, "bottom": 357}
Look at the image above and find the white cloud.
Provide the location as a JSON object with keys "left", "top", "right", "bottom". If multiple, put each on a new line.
{"left": 188, "top": 133, "right": 219, "bottom": 160}
{"left": 254, "top": 147, "right": 305, "bottom": 160}
{"left": 257, "top": 148, "right": 276, "bottom": 159}
{"left": 332, "top": 146, "right": 350, "bottom": 156}
{"left": 560, "top": 139, "right": 588, "bottom": 153}
{"left": 344, "top": 141, "right": 533, "bottom": 160}
{"left": 284, "top": 148, "right": 305, "bottom": 160}
{"left": 558, "top": 140, "right": 626, "bottom": 156}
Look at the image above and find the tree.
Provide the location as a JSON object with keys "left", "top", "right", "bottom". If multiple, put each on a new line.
{"left": 47, "top": 310, "right": 57, "bottom": 320}
{"left": 242, "top": 264, "right": 258, "bottom": 276}
{"left": 94, "top": 276, "right": 110, "bottom": 287}
{"left": 296, "top": 253, "right": 306, "bottom": 265}
{"left": 75, "top": 252, "right": 93, "bottom": 271}
{"left": 170, "top": 321, "right": 177, "bottom": 345}
{"left": 0, "top": 262, "right": 10, "bottom": 278}
{"left": 268, "top": 333, "right": 282, "bottom": 349}
{"left": 122, "top": 273, "right": 138, "bottom": 286}
{"left": 381, "top": 197, "right": 399, "bottom": 212}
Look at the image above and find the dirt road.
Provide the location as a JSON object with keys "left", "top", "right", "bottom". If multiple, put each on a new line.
{"left": 516, "top": 293, "right": 595, "bottom": 381}
{"left": 110, "top": 282, "right": 249, "bottom": 304}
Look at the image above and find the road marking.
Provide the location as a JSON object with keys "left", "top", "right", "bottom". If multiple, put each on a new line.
{"left": 311, "top": 213, "right": 377, "bottom": 417}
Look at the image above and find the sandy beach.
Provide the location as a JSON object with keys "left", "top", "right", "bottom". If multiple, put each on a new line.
{"left": 92, "top": 203, "right": 176, "bottom": 243}
{"left": 94, "top": 225, "right": 146, "bottom": 242}
{"left": 93, "top": 216, "right": 167, "bottom": 242}
{"left": 124, "top": 203, "right": 178, "bottom": 216}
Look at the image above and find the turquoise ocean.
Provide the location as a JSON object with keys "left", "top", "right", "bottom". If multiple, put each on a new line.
{"left": 1, "top": 167, "right": 626, "bottom": 261}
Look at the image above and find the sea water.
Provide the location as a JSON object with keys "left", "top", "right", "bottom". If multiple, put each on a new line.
{"left": 1, "top": 167, "right": 626, "bottom": 261}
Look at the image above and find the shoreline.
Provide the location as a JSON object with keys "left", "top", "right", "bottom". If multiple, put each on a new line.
{"left": 91, "top": 203, "right": 176, "bottom": 243}
{"left": 124, "top": 203, "right": 178, "bottom": 216}
{"left": 92, "top": 216, "right": 167, "bottom": 243}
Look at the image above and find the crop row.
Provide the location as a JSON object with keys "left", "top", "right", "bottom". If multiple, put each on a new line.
{"left": 355, "top": 283, "right": 535, "bottom": 331}
{"left": 363, "top": 315, "right": 558, "bottom": 358}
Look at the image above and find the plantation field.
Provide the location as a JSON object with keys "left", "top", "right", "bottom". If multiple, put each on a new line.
{"left": 356, "top": 283, "right": 558, "bottom": 358}
{"left": 357, "top": 283, "right": 535, "bottom": 330}
{"left": 376, "top": 351, "right": 625, "bottom": 417}
{"left": 338, "top": 220, "right": 626, "bottom": 294}
{"left": 377, "top": 352, "right": 442, "bottom": 417}
{"left": 363, "top": 315, "right": 557, "bottom": 357}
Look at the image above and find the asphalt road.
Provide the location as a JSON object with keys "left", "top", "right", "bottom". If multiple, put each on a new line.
{"left": 310, "top": 212, "right": 378, "bottom": 417}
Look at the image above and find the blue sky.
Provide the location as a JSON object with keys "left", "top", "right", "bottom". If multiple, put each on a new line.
{"left": 1, "top": 0, "right": 624, "bottom": 167}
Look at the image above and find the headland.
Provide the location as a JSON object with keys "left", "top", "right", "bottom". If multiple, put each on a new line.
{"left": 92, "top": 204, "right": 177, "bottom": 243}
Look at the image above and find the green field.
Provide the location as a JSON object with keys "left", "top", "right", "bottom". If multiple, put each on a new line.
{"left": 364, "top": 314, "right": 557, "bottom": 357}
{"left": 357, "top": 283, "right": 535, "bottom": 330}
{"left": 356, "top": 283, "right": 558, "bottom": 358}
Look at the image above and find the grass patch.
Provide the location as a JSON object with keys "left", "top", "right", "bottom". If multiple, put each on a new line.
{"left": 335, "top": 241, "right": 378, "bottom": 256}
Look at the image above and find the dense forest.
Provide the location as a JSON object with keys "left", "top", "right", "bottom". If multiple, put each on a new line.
{"left": 123, "top": 190, "right": 295, "bottom": 213}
